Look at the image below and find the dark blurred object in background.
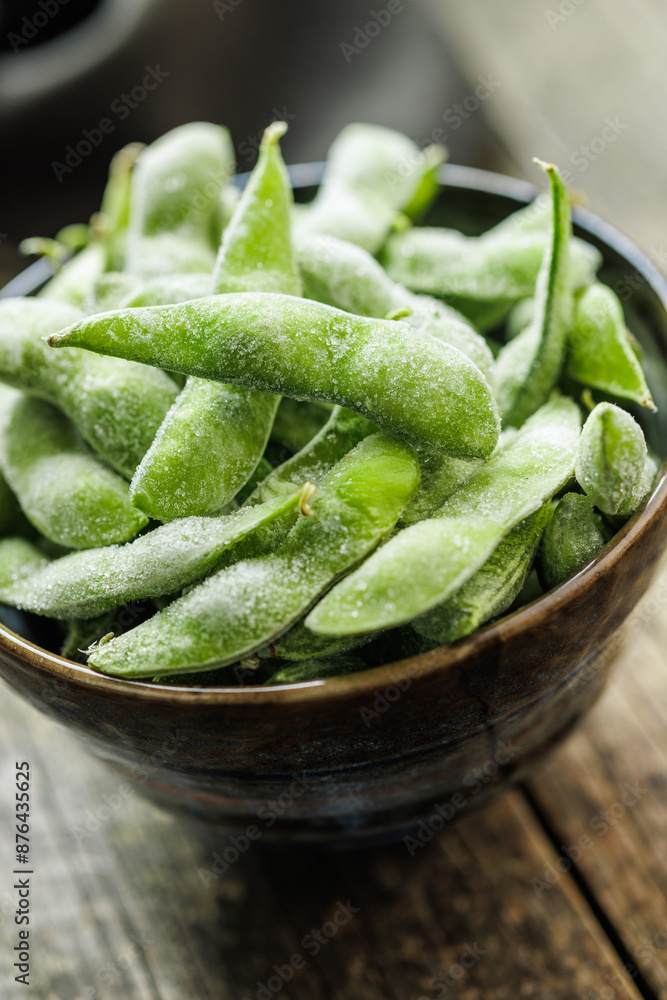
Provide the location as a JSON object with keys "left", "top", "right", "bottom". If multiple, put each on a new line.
{"left": 0, "top": 0, "right": 505, "bottom": 280}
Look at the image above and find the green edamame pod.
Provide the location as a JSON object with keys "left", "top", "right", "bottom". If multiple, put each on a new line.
{"left": 61, "top": 611, "right": 117, "bottom": 663}
{"left": 0, "top": 392, "right": 147, "bottom": 549}
{"left": 399, "top": 449, "right": 482, "bottom": 527}
{"left": 247, "top": 406, "right": 376, "bottom": 506}
{"left": 87, "top": 433, "right": 421, "bottom": 678}
{"left": 305, "top": 396, "right": 581, "bottom": 636}
{"left": 575, "top": 402, "right": 648, "bottom": 517}
{"left": 296, "top": 231, "right": 495, "bottom": 386}
{"left": 412, "top": 504, "right": 550, "bottom": 644}
{"left": 270, "top": 399, "right": 333, "bottom": 452}
{"left": 0, "top": 473, "right": 27, "bottom": 538}
{"left": 538, "top": 493, "right": 613, "bottom": 591}
{"left": 50, "top": 293, "right": 501, "bottom": 460}
{"left": 296, "top": 123, "right": 444, "bottom": 253}
{"left": 129, "top": 122, "right": 302, "bottom": 519}
{"left": 381, "top": 192, "right": 600, "bottom": 321}
{"left": 495, "top": 161, "right": 573, "bottom": 426}
{"left": 567, "top": 283, "right": 655, "bottom": 410}
{"left": 0, "top": 488, "right": 303, "bottom": 620}
{"left": 83, "top": 272, "right": 142, "bottom": 314}
{"left": 0, "top": 298, "right": 178, "bottom": 478}
{"left": 0, "top": 537, "right": 50, "bottom": 590}
{"left": 119, "top": 273, "right": 213, "bottom": 308}
{"left": 263, "top": 655, "right": 370, "bottom": 685}
{"left": 37, "top": 242, "right": 107, "bottom": 309}
{"left": 125, "top": 122, "right": 235, "bottom": 277}
{"left": 265, "top": 619, "right": 371, "bottom": 661}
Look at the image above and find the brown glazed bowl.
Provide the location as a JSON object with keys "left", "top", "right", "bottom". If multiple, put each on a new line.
{"left": 1, "top": 164, "right": 667, "bottom": 848}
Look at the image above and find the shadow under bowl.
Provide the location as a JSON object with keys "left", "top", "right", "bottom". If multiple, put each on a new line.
{"left": 1, "top": 164, "right": 667, "bottom": 848}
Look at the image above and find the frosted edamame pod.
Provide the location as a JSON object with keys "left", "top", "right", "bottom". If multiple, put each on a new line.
{"left": 247, "top": 406, "right": 376, "bottom": 506}
{"left": 271, "top": 399, "right": 333, "bottom": 452}
{"left": 575, "top": 402, "right": 648, "bottom": 517}
{"left": 265, "top": 618, "right": 372, "bottom": 661}
{"left": 125, "top": 122, "right": 235, "bottom": 277}
{"left": 567, "top": 283, "right": 655, "bottom": 410}
{"left": 0, "top": 297, "right": 178, "bottom": 478}
{"left": 83, "top": 272, "right": 142, "bottom": 314}
{"left": 0, "top": 489, "right": 304, "bottom": 620}
{"left": 0, "top": 537, "right": 50, "bottom": 590}
{"left": 87, "top": 434, "right": 421, "bottom": 678}
{"left": 263, "top": 655, "right": 370, "bottom": 685}
{"left": 381, "top": 193, "right": 600, "bottom": 322}
{"left": 129, "top": 122, "right": 301, "bottom": 520}
{"left": 305, "top": 396, "right": 581, "bottom": 636}
{"left": 0, "top": 392, "right": 147, "bottom": 549}
{"left": 495, "top": 161, "right": 573, "bottom": 426}
{"left": 119, "top": 273, "right": 213, "bottom": 308}
{"left": 61, "top": 611, "right": 118, "bottom": 663}
{"left": 412, "top": 504, "right": 550, "bottom": 644}
{"left": 296, "top": 123, "right": 445, "bottom": 253}
{"left": 49, "top": 293, "right": 501, "bottom": 460}
{"left": 399, "top": 448, "right": 482, "bottom": 527}
{"left": 296, "top": 231, "right": 495, "bottom": 386}
{"left": 538, "top": 493, "right": 613, "bottom": 591}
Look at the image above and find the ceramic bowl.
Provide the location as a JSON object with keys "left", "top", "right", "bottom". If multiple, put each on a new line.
{"left": 1, "top": 164, "right": 666, "bottom": 848}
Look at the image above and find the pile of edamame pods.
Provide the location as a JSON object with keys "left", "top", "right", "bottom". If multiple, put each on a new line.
{"left": 0, "top": 120, "right": 658, "bottom": 685}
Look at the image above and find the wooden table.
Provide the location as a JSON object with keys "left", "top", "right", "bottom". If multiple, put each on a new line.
{"left": 2, "top": 3, "right": 667, "bottom": 996}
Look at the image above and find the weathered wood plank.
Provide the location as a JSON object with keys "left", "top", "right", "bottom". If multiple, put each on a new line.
{"left": 428, "top": 0, "right": 667, "bottom": 255}
{"left": 0, "top": 681, "right": 649, "bottom": 999}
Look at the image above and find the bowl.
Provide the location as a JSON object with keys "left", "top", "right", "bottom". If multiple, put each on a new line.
{"left": 1, "top": 164, "right": 666, "bottom": 848}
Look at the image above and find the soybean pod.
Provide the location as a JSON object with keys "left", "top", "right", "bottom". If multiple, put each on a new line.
{"left": 129, "top": 122, "right": 301, "bottom": 520}
{"left": 87, "top": 434, "right": 421, "bottom": 678}
{"left": 49, "top": 294, "right": 501, "bottom": 460}
{"left": 305, "top": 396, "right": 581, "bottom": 636}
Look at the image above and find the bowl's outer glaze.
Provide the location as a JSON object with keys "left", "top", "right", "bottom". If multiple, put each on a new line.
{"left": 1, "top": 165, "right": 667, "bottom": 846}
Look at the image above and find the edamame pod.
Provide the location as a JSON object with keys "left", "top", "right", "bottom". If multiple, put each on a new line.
{"left": 575, "top": 402, "right": 648, "bottom": 517}
{"left": 0, "top": 392, "right": 147, "bottom": 549}
{"left": 270, "top": 399, "right": 333, "bottom": 452}
{"left": 125, "top": 122, "right": 235, "bottom": 277}
{"left": 568, "top": 283, "right": 655, "bottom": 410}
{"left": 49, "top": 293, "right": 501, "bottom": 459}
{"left": 87, "top": 433, "right": 421, "bottom": 678}
{"left": 247, "top": 406, "right": 376, "bottom": 506}
{"left": 84, "top": 272, "right": 142, "bottom": 314}
{"left": 0, "top": 489, "right": 303, "bottom": 620}
{"left": 265, "top": 619, "right": 371, "bottom": 661}
{"left": 495, "top": 161, "right": 573, "bottom": 426}
{"left": 0, "top": 297, "right": 179, "bottom": 478}
{"left": 296, "top": 123, "right": 444, "bottom": 253}
{"left": 538, "top": 493, "right": 613, "bottom": 591}
{"left": 305, "top": 396, "right": 581, "bottom": 636}
{"left": 129, "top": 122, "right": 301, "bottom": 520}
{"left": 412, "top": 504, "right": 550, "bottom": 643}
{"left": 263, "top": 655, "right": 369, "bottom": 685}
{"left": 296, "top": 231, "right": 495, "bottom": 385}
{"left": 118, "top": 273, "right": 212, "bottom": 308}
{"left": 382, "top": 188, "right": 600, "bottom": 321}
{"left": 0, "top": 537, "right": 50, "bottom": 590}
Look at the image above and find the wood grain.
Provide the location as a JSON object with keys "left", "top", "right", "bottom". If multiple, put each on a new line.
{"left": 0, "top": 678, "right": 649, "bottom": 999}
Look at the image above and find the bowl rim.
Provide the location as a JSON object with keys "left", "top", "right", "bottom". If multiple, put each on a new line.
{"left": 2, "top": 161, "right": 667, "bottom": 705}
